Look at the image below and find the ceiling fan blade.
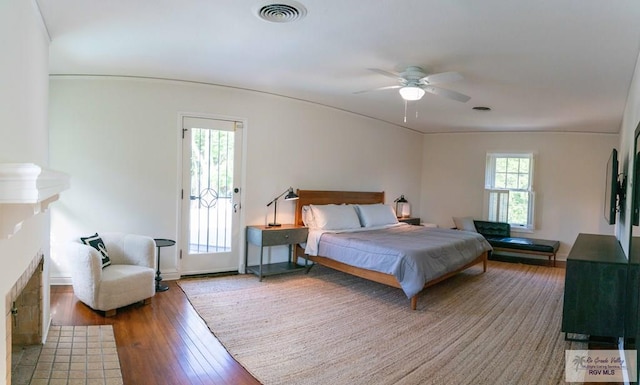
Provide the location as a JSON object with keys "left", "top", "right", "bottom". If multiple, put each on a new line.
{"left": 353, "top": 85, "right": 401, "bottom": 94}
{"left": 421, "top": 71, "right": 463, "bottom": 85}
{"left": 422, "top": 85, "right": 471, "bottom": 103}
{"left": 368, "top": 68, "right": 403, "bottom": 80}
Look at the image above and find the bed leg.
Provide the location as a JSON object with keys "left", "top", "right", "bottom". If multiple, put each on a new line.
{"left": 305, "top": 263, "right": 315, "bottom": 274}
{"left": 410, "top": 296, "right": 417, "bottom": 310}
{"left": 483, "top": 254, "right": 487, "bottom": 272}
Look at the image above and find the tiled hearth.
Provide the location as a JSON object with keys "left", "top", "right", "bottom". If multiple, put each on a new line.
{"left": 7, "top": 253, "right": 122, "bottom": 384}
{"left": 12, "top": 325, "right": 123, "bottom": 385}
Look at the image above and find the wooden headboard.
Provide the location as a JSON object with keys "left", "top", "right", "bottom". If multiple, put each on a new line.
{"left": 294, "top": 190, "right": 385, "bottom": 226}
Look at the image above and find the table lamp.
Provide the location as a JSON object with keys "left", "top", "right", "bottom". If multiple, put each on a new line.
{"left": 394, "top": 195, "right": 409, "bottom": 218}
{"left": 267, "top": 187, "right": 299, "bottom": 227}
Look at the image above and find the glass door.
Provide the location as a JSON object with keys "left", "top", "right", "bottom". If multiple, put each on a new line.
{"left": 180, "top": 116, "right": 243, "bottom": 274}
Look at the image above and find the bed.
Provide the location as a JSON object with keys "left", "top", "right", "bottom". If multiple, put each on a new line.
{"left": 293, "top": 190, "right": 492, "bottom": 310}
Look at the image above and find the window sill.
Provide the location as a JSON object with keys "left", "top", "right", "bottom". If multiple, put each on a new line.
{"left": 511, "top": 226, "right": 534, "bottom": 234}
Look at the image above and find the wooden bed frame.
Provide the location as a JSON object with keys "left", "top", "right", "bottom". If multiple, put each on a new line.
{"left": 293, "top": 190, "right": 488, "bottom": 310}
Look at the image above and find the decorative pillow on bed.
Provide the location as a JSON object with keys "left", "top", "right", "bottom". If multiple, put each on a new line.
{"left": 453, "top": 216, "right": 478, "bottom": 232}
{"left": 309, "top": 204, "right": 362, "bottom": 230}
{"left": 354, "top": 204, "right": 399, "bottom": 227}
{"left": 80, "top": 233, "right": 112, "bottom": 268}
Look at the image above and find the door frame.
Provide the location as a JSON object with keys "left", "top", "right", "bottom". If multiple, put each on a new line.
{"left": 176, "top": 112, "right": 248, "bottom": 276}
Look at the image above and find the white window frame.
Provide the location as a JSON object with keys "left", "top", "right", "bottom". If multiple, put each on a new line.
{"left": 484, "top": 153, "right": 535, "bottom": 231}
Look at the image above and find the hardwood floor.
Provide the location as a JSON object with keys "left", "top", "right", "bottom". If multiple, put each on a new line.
{"left": 50, "top": 282, "right": 261, "bottom": 385}
{"left": 51, "top": 263, "right": 623, "bottom": 385}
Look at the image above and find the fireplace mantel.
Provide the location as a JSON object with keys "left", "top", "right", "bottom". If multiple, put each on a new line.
{"left": 0, "top": 163, "right": 70, "bottom": 239}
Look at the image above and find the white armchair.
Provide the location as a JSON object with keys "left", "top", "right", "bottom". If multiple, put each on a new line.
{"left": 68, "top": 232, "right": 156, "bottom": 316}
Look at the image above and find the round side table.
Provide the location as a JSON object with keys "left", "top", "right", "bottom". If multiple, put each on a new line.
{"left": 153, "top": 238, "right": 175, "bottom": 292}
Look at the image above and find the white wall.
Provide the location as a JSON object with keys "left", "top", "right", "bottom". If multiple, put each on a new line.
{"left": 48, "top": 77, "right": 424, "bottom": 281}
{"left": 421, "top": 132, "right": 619, "bottom": 259}
{"left": 0, "top": 1, "right": 51, "bottom": 383}
{"left": 619, "top": 48, "right": 640, "bottom": 254}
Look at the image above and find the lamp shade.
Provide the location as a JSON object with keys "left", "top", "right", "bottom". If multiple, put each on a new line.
{"left": 401, "top": 203, "right": 411, "bottom": 218}
{"left": 399, "top": 86, "right": 425, "bottom": 101}
{"left": 394, "top": 195, "right": 408, "bottom": 218}
{"left": 284, "top": 189, "right": 299, "bottom": 201}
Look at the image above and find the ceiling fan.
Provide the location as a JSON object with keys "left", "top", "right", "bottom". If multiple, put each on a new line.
{"left": 356, "top": 66, "right": 471, "bottom": 103}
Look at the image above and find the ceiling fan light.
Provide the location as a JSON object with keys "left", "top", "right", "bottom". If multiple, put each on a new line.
{"left": 399, "top": 86, "right": 425, "bottom": 101}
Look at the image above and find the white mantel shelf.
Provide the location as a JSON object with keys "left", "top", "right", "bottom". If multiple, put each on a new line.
{"left": 0, "top": 163, "right": 70, "bottom": 239}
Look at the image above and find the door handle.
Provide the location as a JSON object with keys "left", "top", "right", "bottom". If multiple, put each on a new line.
{"left": 233, "top": 203, "right": 240, "bottom": 213}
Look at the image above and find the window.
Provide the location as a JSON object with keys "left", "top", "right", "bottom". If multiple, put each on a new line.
{"left": 485, "top": 153, "right": 535, "bottom": 230}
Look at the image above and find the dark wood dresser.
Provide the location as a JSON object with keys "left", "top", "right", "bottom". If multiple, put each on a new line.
{"left": 562, "top": 233, "right": 627, "bottom": 340}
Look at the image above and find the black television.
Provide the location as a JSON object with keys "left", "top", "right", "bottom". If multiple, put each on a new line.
{"left": 634, "top": 150, "right": 640, "bottom": 226}
{"left": 604, "top": 148, "right": 620, "bottom": 225}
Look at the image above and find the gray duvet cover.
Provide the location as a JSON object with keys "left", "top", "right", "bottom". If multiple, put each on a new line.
{"left": 317, "top": 226, "right": 493, "bottom": 298}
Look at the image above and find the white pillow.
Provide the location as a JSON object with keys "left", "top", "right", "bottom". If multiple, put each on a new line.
{"left": 309, "top": 204, "right": 362, "bottom": 230}
{"left": 453, "top": 216, "right": 478, "bottom": 232}
{"left": 301, "top": 205, "right": 316, "bottom": 228}
{"left": 355, "top": 204, "right": 399, "bottom": 227}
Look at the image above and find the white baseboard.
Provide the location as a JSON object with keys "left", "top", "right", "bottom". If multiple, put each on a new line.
{"left": 50, "top": 268, "right": 181, "bottom": 286}
{"left": 50, "top": 276, "right": 72, "bottom": 285}
{"left": 160, "top": 269, "right": 180, "bottom": 281}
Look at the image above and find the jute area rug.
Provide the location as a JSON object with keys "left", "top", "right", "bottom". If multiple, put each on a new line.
{"left": 178, "top": 261, "right": 580, "bottom": 385}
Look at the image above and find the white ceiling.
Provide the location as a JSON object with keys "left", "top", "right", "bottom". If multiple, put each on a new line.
{"left": 37, "top": 0, "right": 640, "bottom": 134}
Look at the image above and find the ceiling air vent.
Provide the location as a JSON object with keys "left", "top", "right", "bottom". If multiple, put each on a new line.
{"left": 257, "top": 2, "right": 307, "bottom": 23}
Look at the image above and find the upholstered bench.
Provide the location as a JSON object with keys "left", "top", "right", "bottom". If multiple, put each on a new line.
{"left": 472, "top": 220, "right": 560, "bottom": 266}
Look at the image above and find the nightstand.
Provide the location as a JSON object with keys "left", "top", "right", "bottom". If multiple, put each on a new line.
{"left": 245, "top": 224, "right": 309, "bottom": 281}
{"left": 398, "top": 217, "right": 421, "bottom": 225}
